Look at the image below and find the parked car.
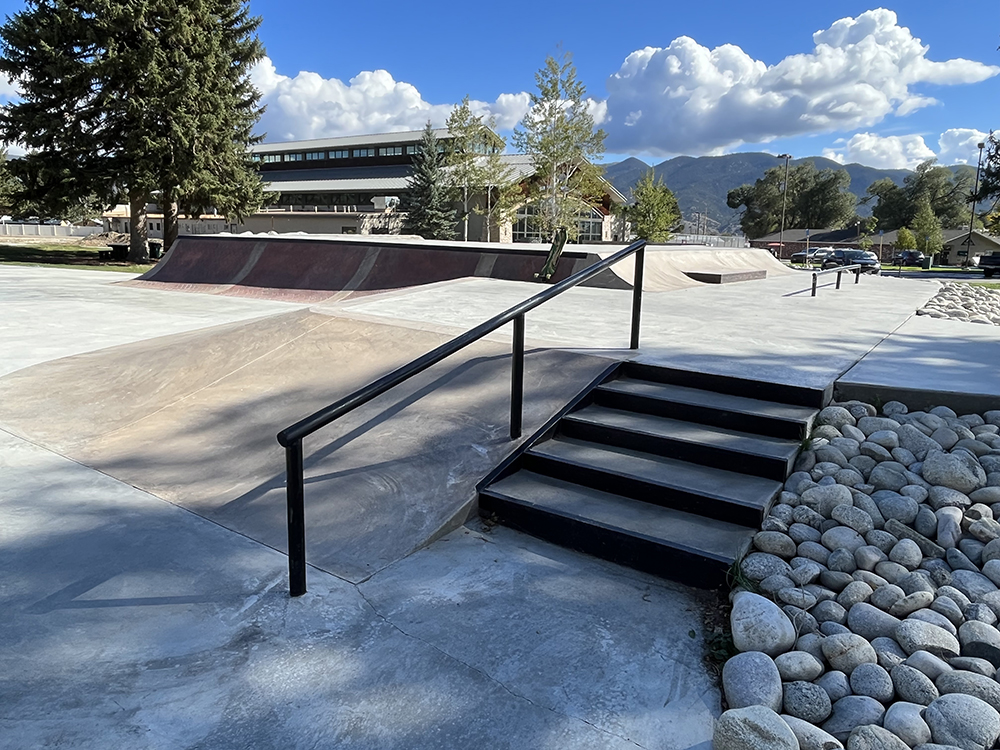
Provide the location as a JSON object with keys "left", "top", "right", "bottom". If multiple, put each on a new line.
{"left": 979, "top": 252, "right": 1000, "bottom": 278}
{"left": 821, "top": 249, "right": 881, "bottom": 274}
{"left": 891, "top": 250, "right": 925, "bottom": 266}
{"left": 789, "top": 247, "right": 835, "bottom": 264}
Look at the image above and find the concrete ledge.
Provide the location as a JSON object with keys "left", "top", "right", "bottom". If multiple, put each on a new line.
{"left": 684, "top": 270, "right": 767, "bottom": 284}
{"left": 835, "top": 381, "right": 1000, "bottom": 416}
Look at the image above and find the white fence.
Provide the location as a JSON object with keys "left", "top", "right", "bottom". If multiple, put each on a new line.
{"left": 0, "top": 224, "right": 104, "bottom": 238}
{"left": 666, "top": 233, "right": 748, "bottom": 248}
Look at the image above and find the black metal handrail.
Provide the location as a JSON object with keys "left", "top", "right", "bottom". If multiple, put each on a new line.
{"left": 276, "top": 238, "right": 648, "bottom": 595}
{"left": 811, "top": 264, "right": 863, "bottom": 296}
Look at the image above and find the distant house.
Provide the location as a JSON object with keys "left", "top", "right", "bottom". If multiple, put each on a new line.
{"left": 751, "top": 227, "right": 1000, "bottom": 264}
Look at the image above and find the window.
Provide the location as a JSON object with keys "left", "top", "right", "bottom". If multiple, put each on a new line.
{"left": 251, "top": 153, "right": 263, "bottom": 162}
{"left": 284, "top": 153, "right": 303, "bottom": 162}
{"left": 261, "top": 154, "right": 281, "bottom": 163}
{"left": 330, "top": 149, "right": 350, "bottom": 159}
{"left": 353, "top": 148, "right": 375, "bottom": 158}
{"left": 512, "top": 204, "right": 604, "bottom": 244}
{"left": 405, "top": 145, "right": 420, "bottom": 155}
{"left": 305, "top": 151, "right": 325, "bottom": 160}
{"left": 378, "top": 146, "right": 403, "bottom": 156}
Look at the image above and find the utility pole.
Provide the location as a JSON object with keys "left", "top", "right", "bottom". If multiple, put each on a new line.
{"left": 969, "top": 139, "right": 987, "bottom": 241}
{"left": 777, "top": 154, "right": 792, "bottom": 259}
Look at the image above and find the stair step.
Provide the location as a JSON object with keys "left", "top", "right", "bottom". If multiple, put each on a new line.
{"left": 596, "top": 378, "right": 816, "bottom": 440}
{"left": 561, "top": 404, "right": 799, "bottom": 481}
{"left": 524, "top": 436, "right": 780, "bottom": 527}
{"left": 480, "top": 471, "right": 755, "bottom": 589}
{"left": 625, "top": 361, "right": 829, "bottom": 409}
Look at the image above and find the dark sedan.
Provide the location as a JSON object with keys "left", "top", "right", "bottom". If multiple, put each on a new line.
{"left": 821, "top": 249, "right": 881, "bottom": 274}
{"left": 790, "top": 247, "right": 835, "bottom": 264}
{"left": 891, "top": 250, "right": 925, "bottom": 266}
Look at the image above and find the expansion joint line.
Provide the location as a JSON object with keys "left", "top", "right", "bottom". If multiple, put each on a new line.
{"left": 352, "top": 586, "right": 646, "bottom": 749}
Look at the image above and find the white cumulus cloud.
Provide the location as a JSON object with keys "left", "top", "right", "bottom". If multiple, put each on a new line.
{"left": 251, "top": 57, "right": 530, "bottom": 142}
{"left": 822, "top": 133, "right": 936, "bottom": 169}
{"left": 937, "top": 128, "right": 990, "bottom": 164}
{"left": 604, "top": 8, "right": 999, "bottom": 156}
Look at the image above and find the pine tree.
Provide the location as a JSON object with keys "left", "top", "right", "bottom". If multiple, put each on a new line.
{"left": 895, "top": 227, "right": 917, "bottom": 250}
{"left": 512, "top": 51, "right": 606, "bottom": 242}
{"left": 0, "top": 0, "right": 266, "bottom": 262}
{"left": 403, "top": 123, "right": 456, "bottom": 240}
{"left": 622, "top": 171, "right": 681, "bottom": 242}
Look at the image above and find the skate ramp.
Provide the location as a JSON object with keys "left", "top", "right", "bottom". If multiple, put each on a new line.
{"left": 125, "top": 235, "right": 785, "bottom": 301}
{"left": 0, "top": 308, "right": 611, "bottom": 582}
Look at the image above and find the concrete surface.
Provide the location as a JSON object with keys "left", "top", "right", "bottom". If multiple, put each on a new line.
{"left": 837, "top": 314, "right": 1000, "bottom": 412}
{"left": 0, "top": 430, "right": 716, "bottom": 750}
{"left": 325, "top": 271, "right": 939, "bottom": 390}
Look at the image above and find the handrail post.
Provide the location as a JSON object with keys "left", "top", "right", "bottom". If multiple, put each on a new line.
{"left": 855, "top": 267, "right": 861, "bottom": 284}
{"left": 286, "top": 441, "right": 307, "bottom": 596}
{"left": 510, "top": 314, "right": 525, "bottom": 439}
{"left": 836, "top": 270, "right": 843, "bottom": 290}
{"left": 811, "top": 272, "right": 818, "bottom": 297}
{"left": 630, "top": 245, "right": 644, "bottom": 350}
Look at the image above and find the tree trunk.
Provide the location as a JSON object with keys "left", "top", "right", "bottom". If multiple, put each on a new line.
{"left": 161, "top": 187, "right": 179, "bottom": 252}
{"left": 128, "top": 189, "right": 150, "bottom": 263}
{"left": 462, "top": 185, "right": 468, "bottom": 241}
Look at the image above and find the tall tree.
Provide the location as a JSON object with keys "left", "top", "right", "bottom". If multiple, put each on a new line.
{"left": 974, "top": 131, "right": 1000, "bottom": 225}
{"left": 621, "top": 171, "right": 681, "bottom": 242}
{"left": 0, "top": 0, "right": 266, "bottom": 262}
{"left": 475, "top": 147, "right": 522, "bottom": 243}
{"left": 895, "top": 227, "right": 917, "bottom": 250}
{"left": 445, "top": 96, "right": 485, "bottom": 242}
{"left": 512, "top": 51, "right": 606, "bottom": 242}
{"left": 402, "top": 122, "right": 456, "bottom": 240}
{"left": 911, "top": 197, "right": 943, "bottom": 255}
{"left": 727, "top": 162, "right": 855, "bottom": 238}
{"left": 866, "top": 159, "right": 973, "bottom": 231}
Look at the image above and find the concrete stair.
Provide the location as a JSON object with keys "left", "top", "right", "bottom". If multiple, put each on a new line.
{"left": 478, "top": 363, "right": 821, "bottom": 589}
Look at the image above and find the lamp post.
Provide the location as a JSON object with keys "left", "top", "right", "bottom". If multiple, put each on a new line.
{"left": 968, "top": 140, "right": 987, "bottom": 241}
{"left": 777, "top": 154, "right": 792, "bottom": 259}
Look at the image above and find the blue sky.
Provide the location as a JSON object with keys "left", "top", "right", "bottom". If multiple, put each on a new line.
{"left": 241, "top": 0, "right": 998, "bottom": 169}
{"left": 0, "top": 1, "right": 996, "bottom": 169}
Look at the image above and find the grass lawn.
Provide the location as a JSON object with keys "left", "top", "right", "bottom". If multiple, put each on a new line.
{"left": 0, "top": 240, "right": 155, "bottom": 274}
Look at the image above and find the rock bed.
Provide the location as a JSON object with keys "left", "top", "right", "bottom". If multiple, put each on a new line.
{"left": 716, "top": 399, "right": 1000, "bottom": 750}
{"left": 917, "top": 283, "right": 1000, "bottom": 326}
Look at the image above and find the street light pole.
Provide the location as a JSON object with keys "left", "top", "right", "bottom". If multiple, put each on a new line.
{"left": 969, "top": 140, "right": 987, "bottom": 241}
{"left": 777, "top": 154, "right": 792, "bottom": 259}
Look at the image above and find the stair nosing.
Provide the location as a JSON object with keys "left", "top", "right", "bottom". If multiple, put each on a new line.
{"left": 525, "top": 438, "right": 779, "bottom": 512}
{"left": 597, "top": 379, "right": 816, "bottom": 424}
{"left": 564, "top": 405, "right": 799, "bottom": 462}
{"left": 481, "top": 482, "right": 746, "bottom": 564}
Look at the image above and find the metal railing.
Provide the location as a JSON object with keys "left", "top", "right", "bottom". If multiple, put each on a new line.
{"left": 276, "top": 239, "right": 648, "bottom": 595}
{"left": 811, "top": 264, "right": 863, "bottom": 297}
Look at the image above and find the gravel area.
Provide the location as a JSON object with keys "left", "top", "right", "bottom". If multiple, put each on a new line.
{"left": 717, "top": 398, "right": 1000, "bottom": 749}
{"left": 917, "top": 282, "right": 1000, "bottom": 326}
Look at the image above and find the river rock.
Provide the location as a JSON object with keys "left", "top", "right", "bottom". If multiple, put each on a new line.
{"left": 895, "top": 620, "right": 961, "bottom": 658}
{"left": 958, "top": 620, "right": 1000, "bottom": 667}
{"left": 823, "top": 696, "right": 887, "bottom": 742}
{"left": 924, "top": 693, "right": 1000, "bottom": 750}
{"left": 964, "top": 602, "right": 997, "bottom": 625}
{"left": 825, "top": 527, "right": 868, "bottom": 553}
{"left": 754, "top": 531, "right": 798, "bottom": 558}
{"left": 904, "top": 650, "right": 953, "bottom": 681}
{"left": 731, "top": 592, "right": 797, "bottom": 656}
{"left": 890, "top": 539, "right": 924, "bottom": 569}
{"left": 936, "top": 507, "right": 965, "bottom": 549}
{"left": 885, "top": 519, "right": 945, "bottom": 559}
{"left": 891, "top": 663, "right": 940, "bottom": 705}
{"left": 785, "top": 680, "right": 834, "bottom": 723}
{"left": 820, "top": 406, "right": 857, "bottom": 429}
{"left": 922, "top": 450, "right": 988, "bottom": 495}
{"left": 838, "top": 581, "right": 874, "bottom": 610}
{"left": 845, "top": 725, "right": 909, "bottom": 750}
{"left": 714, "top": 705, "right": 799, "bottom": 750}
{"left": 949, "top": 656, "right": 996, "bottom": 678}
{"left": 849, "top": 662, "right": 895, "bottom": 704}
{"left": 898, "top": 424, "right": 943, "bottom": 461}
{"left": 872, "top": 637, "right": 908, "bottom": 671}
{"left": 859, "top": 416, "right": 901, "bottom": 436}
{"left": 834, "top": 505, "right": 876, "bottom": 535}
{"left": 815, "top": 600, "right": 849, "bottom": 625}
{"left": 848, "top": 602, "right": 902, "bottom": 640}
{"left": 876, "top": 493, "right": 920, "bottom": 524}
{"left": 723, "top": 651, "right": 784, "bottom": 712}
{"left": 742, "top": 552, "right": 793, "bottom": 582}
{"left": 776, "top": 650, "right": 825, "bottom": 681}
{"left": 908, "top": 609, "right": 958, "bottom": 638}
{"left": 936, "top": 670, "right": 1000, "bottom": 713}
{"left": 950, "top": 570, "right": 998, "bottom": 601}
{"left": 781, "top": 714, "right": 845, "bottom": 750}
{"left": 883, "top": 700, "right": 932, "bottom": 746}
{"left": 823, "top": 632, "right": 879, "bottom": 675}
{"left": 817, "top": 670, "right": 853, "bottom": 703}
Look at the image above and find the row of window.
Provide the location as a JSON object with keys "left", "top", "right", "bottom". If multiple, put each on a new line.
{"left": 253, "top": 144, "right": 432, "bottom": 163}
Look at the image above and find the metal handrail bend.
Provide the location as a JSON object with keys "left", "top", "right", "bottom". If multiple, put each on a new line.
{"left": 276, "top": 238, "right": 648, "bottom": 595}
{"left": 811, "top": 264, "right": 863, "bottom": 297}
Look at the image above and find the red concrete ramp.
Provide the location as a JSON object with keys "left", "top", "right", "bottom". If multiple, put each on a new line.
{"left": 126, "top": 234, "right": 785, "bottom": 301}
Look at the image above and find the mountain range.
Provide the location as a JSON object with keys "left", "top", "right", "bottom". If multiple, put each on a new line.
{"left": 601, "top": 153, "right": 976, "bottom": 235}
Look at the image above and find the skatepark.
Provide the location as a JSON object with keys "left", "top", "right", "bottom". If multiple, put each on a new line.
{"left": 2, "top": 235, "right": 1000, "bottom": 748}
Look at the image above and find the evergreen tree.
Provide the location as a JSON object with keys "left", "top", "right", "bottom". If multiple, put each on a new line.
{"left": 622, "top": 171, "right": 681, "bottom": 242}
{"left": 974, "top": 132, "right": 1000, "bottom": 225}
{"left": 866, "top": 159, "right": 973, "bottom": 232}
{"left": 0, "top": 0, "right": 266, "bottom": 262}
{"left": 895, "top": 227, "right": 917, "bottom": 250}
{"left": 513, "top": 51, "right": 606, "bottom": 242}
{"left": 403, "top": 123, "right": 456, "bottom": 240}
{"left": 911, "top": 197, "right": 943, "bottom": 255}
